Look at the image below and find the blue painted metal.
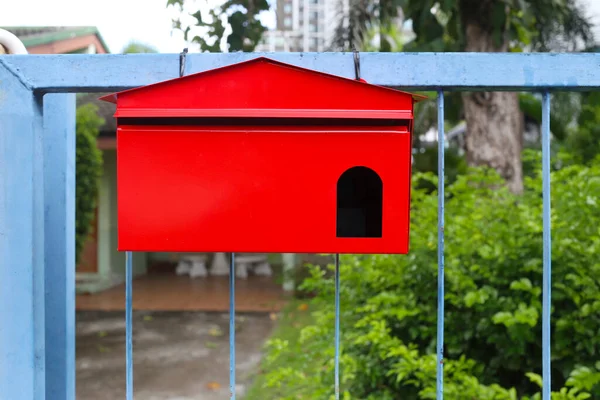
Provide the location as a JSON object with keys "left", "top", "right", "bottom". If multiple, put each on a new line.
{"left": 230, "top": 252, "right": 236, "bottom": 400}
{"left": 334, "top": 253, "right": 341, "bottom": 400}
{"left": 0, "top": 62, "right": 46, "bottom": 399}
{"left": 3, "top": 51, "right": 598, "bottom": 399}
{"left": 436, "top": 91, "right": 445, "bottom": 399}
{"left": 3, "top": 53, "right": 600, "bottom": 92}
{"left": 44, "top": 93, "right": 76, "bottom": 400}
{"left": 126, "top": 251, "right": 133, "bottom": 400}
{"left": 542, "top": 91, "right": 552, "bottom": 399}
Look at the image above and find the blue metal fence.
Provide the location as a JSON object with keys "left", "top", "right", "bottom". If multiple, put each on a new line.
{"left": 436, "top": 90, "right": 446, "bottom": 399}
{"left": 1, "top": 52, "right": 600, "bottom": 400}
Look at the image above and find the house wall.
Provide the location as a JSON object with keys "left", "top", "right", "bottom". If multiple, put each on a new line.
{"left": 78, "top": 149, "right": 146, "bottom": 293}
{"left": 101, "top": 150, "right": 147, "bottom": 278}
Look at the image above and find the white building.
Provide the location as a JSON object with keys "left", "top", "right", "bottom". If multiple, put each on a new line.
{"left": 256, "top": 0, "right": 349, "bottom": 52}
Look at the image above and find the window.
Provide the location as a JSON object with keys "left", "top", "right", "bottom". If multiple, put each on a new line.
{"left": 284, "top": 17, "right": 292, "bottom": 27}
{"left": 336, "top": 166, "right": 383, "bottom": 238}
{"left": 309, "top": 23, "right": 317, "bottom": 32}
{"left": 284, "top": 3, "right": 292, "bottom": 13}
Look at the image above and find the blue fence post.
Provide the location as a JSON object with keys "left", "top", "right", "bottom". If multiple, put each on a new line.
{"left": 334, "top": 253, "right": 341, "bottom": 400}
{"left": 43, "top": 93, "right": 76, "bottom": 400}
{"left": 436, "top": 90, "right": 445, "bottom": 400}
{"left": 126, "top": 251, "right": 134, "bottom": 400}
{"left": 230, "top": 252, "right": 236, "bottom": 399}
{"left": 541, "top": 91, "right": 552, "bottom": 399}
{"left": 0, "top": 60, "right": 46, "bottom": 399}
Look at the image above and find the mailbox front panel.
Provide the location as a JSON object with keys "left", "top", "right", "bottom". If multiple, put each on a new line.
{"left": 117, "top": 125, "right": 412, "bottom": 254}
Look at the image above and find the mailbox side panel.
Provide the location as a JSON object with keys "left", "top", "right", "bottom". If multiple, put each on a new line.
{"left": 117, "top": 126, "right": 412, "bottom": 254}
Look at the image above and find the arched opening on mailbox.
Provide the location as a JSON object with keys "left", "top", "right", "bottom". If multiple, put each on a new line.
{"left": 336, "top": 166, "right": 383, "bottom": 238}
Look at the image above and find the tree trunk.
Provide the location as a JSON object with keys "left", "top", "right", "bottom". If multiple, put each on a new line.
{"left": 462, "top": 23, "right": 524, "bottom": 194}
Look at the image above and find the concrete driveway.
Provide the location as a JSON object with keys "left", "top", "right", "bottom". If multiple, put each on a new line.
{"left": 76, "top": 311, "right": 276, "bottom": 399}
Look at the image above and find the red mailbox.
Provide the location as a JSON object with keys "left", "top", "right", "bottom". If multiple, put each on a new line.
{"left": 100, "top": 57, "right": 424, "bottom": 254}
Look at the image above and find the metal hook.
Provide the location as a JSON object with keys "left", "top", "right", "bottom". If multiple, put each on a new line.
{"left": 353, "top": 48, "right": 360, "bottom": 81}
{"left": 179, "top": 47, "right": 188, "bottom": 77}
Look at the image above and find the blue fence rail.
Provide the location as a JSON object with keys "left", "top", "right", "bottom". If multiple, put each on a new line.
{"left": 2, "top": 52, "right": 600, "bottom": 400}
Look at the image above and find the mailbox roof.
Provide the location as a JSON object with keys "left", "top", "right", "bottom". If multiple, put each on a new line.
{"left": 100, "top": 57, "right": 426, "bottom": 120}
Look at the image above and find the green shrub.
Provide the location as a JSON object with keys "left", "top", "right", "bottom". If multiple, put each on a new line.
{"left": 255, "top": 156, "right": 600, "bottom": 399}
{"left": 412, "top": 146, "right": 468, "bottom": 191}
{"left": 75, "top": 104, "right": 103, "bottom": 263}
{"left": 566, "top": 92, "right": 600, "bottom": 165}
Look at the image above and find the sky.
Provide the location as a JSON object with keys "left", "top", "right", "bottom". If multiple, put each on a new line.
{"left": 0, "top": 0, "right": 276, "bottom": 53}
{"left": 0, "top": 0, "right": 599, "bottom": 54}
{"left": 582, "top": 0, "right": 600, "bottom": 42}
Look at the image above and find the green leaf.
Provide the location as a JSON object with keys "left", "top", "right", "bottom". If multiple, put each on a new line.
{"left": 526, "top": 372, "right": 543, "bottom": 388}
{"left": 191, "top": 10, "right": 203, "bottom": 24}
{"left": 515, "top": 24, "right": 531, "bottom": 45}
{"left": 492, "top": 311, "right": 514, "bottom": 327}
{"left": 510, "top": 278, "right": 533, "bottom": 292}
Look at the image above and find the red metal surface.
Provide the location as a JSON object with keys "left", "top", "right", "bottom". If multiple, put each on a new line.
{"left": 100, "top": 57, "right": 425, "bottom": 119}
{"left": 102, "top": 57, "right": 421, "bottom": 254}
{"left": 117, "top": 125, "right": 412, "bottom": 254}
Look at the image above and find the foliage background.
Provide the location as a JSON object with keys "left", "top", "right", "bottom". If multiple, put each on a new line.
{"left": 75, "top": 103, "right": 104, "bottom": 263}
{"left": 250, "top": 151, "right": 600, "bottom": 399}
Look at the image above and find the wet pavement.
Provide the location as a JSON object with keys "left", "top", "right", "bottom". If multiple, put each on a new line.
{"left": 76, "top": 311, "right": 276, "bottom": 399}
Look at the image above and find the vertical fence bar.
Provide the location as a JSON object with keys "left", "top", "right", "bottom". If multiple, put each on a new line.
{"left": 230, "top": 252, "right": 236, "bottom": 399}
{"left": 436, "top": 90, "right": 445, "bottom": 400}
{"left": 126, "top": 251, "right": 133, "bottom": 400}
{"left": 44, "top": 93, "right": 76, "bottom": 400}
{"left": 541, "top": 91, "right": 552, "bottom": 399}
{"left": 334, "top": 253, "right": 341, "bottom": 400}
{"left": 0, "top": 66, "right": 46, "bottom": 400}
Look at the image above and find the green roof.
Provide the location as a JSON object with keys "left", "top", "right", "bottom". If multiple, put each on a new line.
{"left": 2, "top": 26, "right": 110, "bottom": 53}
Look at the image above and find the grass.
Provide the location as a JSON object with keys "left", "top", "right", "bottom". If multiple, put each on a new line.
{"left": 244, "top": 298, "right": 316, "bottom": 400}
